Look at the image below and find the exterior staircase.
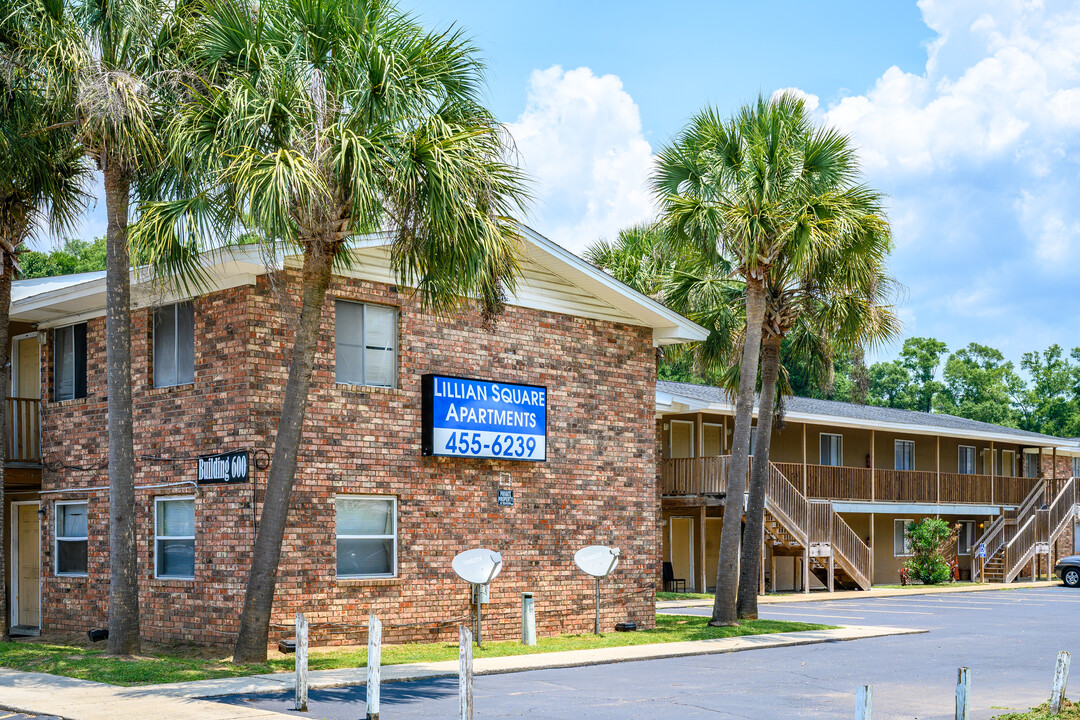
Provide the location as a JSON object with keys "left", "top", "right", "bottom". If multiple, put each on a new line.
{"left": 972, "top": 477, "right": 1077, "bottom": 583}
{"left": 758, "top": 460, "right": 872, "bottom": 591}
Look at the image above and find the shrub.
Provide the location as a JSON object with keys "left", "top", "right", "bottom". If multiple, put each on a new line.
{"left": 903, "top": 518, "right": 952, "bottom": 585}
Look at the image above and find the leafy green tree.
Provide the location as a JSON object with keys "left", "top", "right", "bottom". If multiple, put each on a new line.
{"left": 787, "top": 348, "right": 869, "bottom": 403}
{"left": 19, "top": 237, "right": 107, "bottom": 278}
{"left": 868, "top": 337, "right": 947, "bottom": 412}
{"left": 1017, "top": 345, "right": 1079, "bottom": 437}
{"left": 134, "top": 0, "right": 528, "bottom": 662}
{"left": 652, "top": 93, "right": 893, "bottom": 625}
{"left": 937, "top": 343, "right": 1023, "bottom": 426}
{"left": 903, "top": 518, "right": 952, "bottom": 585}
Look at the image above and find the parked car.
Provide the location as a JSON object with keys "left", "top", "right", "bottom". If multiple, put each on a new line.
{"left": 1054, "top": 555, "right": 1080, "bottom": 587}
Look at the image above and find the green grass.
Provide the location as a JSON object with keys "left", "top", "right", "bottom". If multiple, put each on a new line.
{"left": 656, "top": 591, "right": 714, "bottom": 601}
{"left": 994, "top": 700, "right": 1080, "bottom": 718}
{"left": 0, "top": 616, "right": 831, "bottom": 686}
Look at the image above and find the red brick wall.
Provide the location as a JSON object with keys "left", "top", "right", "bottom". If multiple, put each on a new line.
{"left": 40, "top": 270, "right": 659, "bottom": 646}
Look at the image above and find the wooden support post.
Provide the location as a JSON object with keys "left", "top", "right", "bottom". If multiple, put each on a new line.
{"left": 759, "top": 538, "right": 766, "bottom": 595}
{"left": 1050, "top": 650, "right": 1071, "bottom": 715}
{"left": 723, "top": 415, "right": 728, "bottom": 454}
{"left": 855, "top": 685, "right": 873, "bottom": 720}
{"left": 366, "top": 614, "right": 382, "bottom": 720}
{"left": 990, "top": 442, "right": 996, "bottom": 505}
{"left": 770, "top": 553, "right": 777, "bottom": 593}
{"left": 827, "top": 553, "right": 835, "bottom": 592}
{"left": 956, "top": 667, "right": 970, "bottom": 720}
{"left": 459, "top": 626, "right": 474, "bottom": 720}
{"left": 870, "top": 430, "right": 876, "bottom": 501}
{"left": 698, "top": 504, "right": 707, "bottom": 594}
{"left": 869, "top": 513, "right": 875, "bottom": 584}
{"left": 1053, "top": 447, "right": 1058, "bottom": 483}
{"left": 802, "top": 423, "right": 808, "bottom": 496}
{"left": 936, "top": 436, "right": 941, "bottom": 503}
{"left": 803, "top": 549, "right": 810, "bottom": 594}
{"left": 294, "top": 613, "right": 308, "bottom": 713}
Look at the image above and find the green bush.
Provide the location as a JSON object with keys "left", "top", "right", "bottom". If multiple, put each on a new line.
{"left": 903, "top": 518, "right": 952, "bottom": 584}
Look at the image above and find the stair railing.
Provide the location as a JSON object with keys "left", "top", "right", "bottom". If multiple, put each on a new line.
{"left": 831, "top": 511, "right": 872, "bottom": 589}
{"left": 763, "top": 462, "right": 809, "bottom": 547}
{"left": 971, "top": 479, "right": 1046, "bottom": 581}
{"left": 1003, "top": 514, "right": 1038, "bottom": 583}
{"left": 1046, "top": 477, "right": 1077, "bottom": 547}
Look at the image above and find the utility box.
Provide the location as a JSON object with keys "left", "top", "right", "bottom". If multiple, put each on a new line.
{"left": 473, "top": 583, "right": 490, "bottom": 604}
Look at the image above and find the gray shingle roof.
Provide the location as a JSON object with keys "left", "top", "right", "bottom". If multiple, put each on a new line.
{"left": 658, "top": 380, "right": 1071, "bottom": 445}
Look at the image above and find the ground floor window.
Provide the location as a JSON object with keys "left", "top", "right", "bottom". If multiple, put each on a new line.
{"left": 55, "top": 501, "right": 88, "bottom": 576}
{"left": 957, "top": 521, "right": 976, "bottom": 555}
{"left": 894, "top": 519, "right": 913, "bottom": 556}
{"left": 336, "top": 496, "right": 396, "bottom": 578}
{"left": 155, "top": 497, "right": 195, "bottom": 580}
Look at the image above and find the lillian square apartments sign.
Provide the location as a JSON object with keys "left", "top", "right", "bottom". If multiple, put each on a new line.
{"left": 422, "top": 374, "right": 547, "bottom": 461}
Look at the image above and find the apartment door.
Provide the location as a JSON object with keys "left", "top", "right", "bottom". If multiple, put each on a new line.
{"left": 11, "top": 334, "right": 40, "bottom": 399}
{"left": 670, "top": 517, "right": 694, "bottom": 591}
{"left": 12, "top": 502, "right": 40, "bottom": 628}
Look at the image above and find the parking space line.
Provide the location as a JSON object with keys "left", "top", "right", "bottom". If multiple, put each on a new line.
{"left": 760, "top": 611, "right": 867, "bottom": 620}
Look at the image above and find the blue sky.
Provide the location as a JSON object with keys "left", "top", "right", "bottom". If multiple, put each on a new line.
{"left": 64, "top": 1, "right": 1080, "bottom": 364}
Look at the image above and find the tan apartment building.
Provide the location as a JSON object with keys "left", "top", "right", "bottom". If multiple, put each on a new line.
{"left": 657, "top": 380, "right": 1080, "bottom": 593}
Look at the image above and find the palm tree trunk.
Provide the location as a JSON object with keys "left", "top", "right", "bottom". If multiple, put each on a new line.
{"left": 736, "top": 332, "right": 782, "bottom": 619}
{"left": 233, "top": 243, "right": 335, "bottom": 664}
{"left": 710, "top": 276, "right": 767, "bottom": 626}
{"left": 104, "top": 164, "right": 140, "bottom": 656}
{"left": 0, "top": 243, "right": 12, "bottom": 640}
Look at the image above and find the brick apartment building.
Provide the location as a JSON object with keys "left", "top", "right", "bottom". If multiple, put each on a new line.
{"left": 3, "top": 228, "right": 706, "bottom": 646}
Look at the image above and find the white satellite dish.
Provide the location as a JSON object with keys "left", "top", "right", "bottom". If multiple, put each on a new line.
{"left": 574, "top": 545, "right": 620, "bottom": 578}
{"left": 452, "top": 548, "right": 503, "bottom": 646}
{"left": 574, "top": 545, "right": 621, "bottom": 635}
{"left": 452, "top": 548, "right": 503, "bottom": 585}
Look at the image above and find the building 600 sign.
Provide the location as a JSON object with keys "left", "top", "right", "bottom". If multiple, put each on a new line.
{"left": 422, "top": 375, "right": 547, "bottom": 461}
{"left": 197, "top": 450, "right": 250, "bottom": 484}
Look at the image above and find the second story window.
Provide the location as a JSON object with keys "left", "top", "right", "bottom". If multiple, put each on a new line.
{"left": 819, "top": 433, "right": 842, "bottom": 466}
{"left": 54, "top": 323, "right": 87, "bottom": 401}
{"left": 894, "top": 440, "right": 915, "bottom": 471}
{"left": 153, "top": 302, "right": 195, "bottom": 388}
{"left": 335, "top": 300, "right": 397, "bottom": 388}
{"left": 958, "top": 446, "right": 976, "bottom": 475}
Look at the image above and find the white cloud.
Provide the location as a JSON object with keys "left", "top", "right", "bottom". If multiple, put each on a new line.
{"left": 771, "top": 87, "right": 820, "bottom": 113}
{"left": 508, "top": 65, "right": 655, "bottom": 254}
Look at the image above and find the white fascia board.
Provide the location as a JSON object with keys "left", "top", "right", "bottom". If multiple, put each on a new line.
{"left": 518, "top": 227, "right": 708, "bottom": 346}
{"left": 654, "top": 390, "right": 1066, "bottom": 447}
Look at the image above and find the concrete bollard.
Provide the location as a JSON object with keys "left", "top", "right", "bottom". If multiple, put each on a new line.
{"left": 855, "top": 685, "right": 872, "bottom": 720}
{"left": 366, "top": 614, "right": 382, "bottom": 720}
{"left": 294, "top": 613, "right": 308, "bottom": 712}
{"left": 1050, "top": 651, "right": 1071, "bottom": 715}
{"left": 459, "top": 626, "right": 474, "bottom": 720}
{"left": 521, "top": 592, "right": 536, "bottom": 646}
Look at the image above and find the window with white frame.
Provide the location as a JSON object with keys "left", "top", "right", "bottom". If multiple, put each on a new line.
{"left": 155, "top": 497, "right": 195, "bottom": 579}
{"left": 55, "top": 501, "right": 88, "bottom": 576}
{"left": 1024, "top": 451, "right": 1040, "bottom": 479}
{"left": 54, "top": 323, "right": 87, "bottom": 401}
{"left": 1073, "top": 457, "right": 1080, "bottom": 479}
{"left": 153, "top": 302, "right": 195, "bottom": 388}
{"left": 958, "top": 446, "right": 976, "bottom": 475}
{"left": 819, "top": 433, "right": 843, "bottom": 466}
{"left": 957, "top": 521, "right": 976, "bottom": 555}
{"left": 336, "top": 496, "right": 396, "bottom": 578}
{"left": 894, "top": 519, "right": 913, "bottom": 556}
{"left": 894, "top": 440, "right": 915, "bottom": 471}
{"left": 335, "top": 301, "right": 397, "bottom": 388}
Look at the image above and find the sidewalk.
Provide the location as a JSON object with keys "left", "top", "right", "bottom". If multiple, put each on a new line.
{"left": 0, "top": 625, "right": 923, "bottom": 717}
{"left": 656, "top": 579, "right": 1061, "bottom": 609}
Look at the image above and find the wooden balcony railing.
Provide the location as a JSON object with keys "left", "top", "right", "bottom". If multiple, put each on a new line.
{"left": 664, "top": 457, "right": 1046, "bottom": 508}
{"left": 660, "top": 456, "right": 729, "bottom": 495}
{"left": 6, "top": 397, "right": 40, "bottom": 464}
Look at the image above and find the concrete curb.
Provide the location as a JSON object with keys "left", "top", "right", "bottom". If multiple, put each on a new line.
{"left": 150, "top": 625, "right": 925, "bottom": 699}
{"left": 656, "top": 580, "right": 1062, "bottom": 609}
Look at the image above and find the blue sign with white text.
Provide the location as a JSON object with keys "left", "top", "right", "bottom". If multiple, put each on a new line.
{"left": 422, "top": 375, "right": 547, "bottom": 461}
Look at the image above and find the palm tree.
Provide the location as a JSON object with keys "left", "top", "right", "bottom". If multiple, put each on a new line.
{"left": 0, "top": 0, "right": 88, "bottom": 638}
{"left": 22, "top": 0, "right": 182, "bottom": 654}
{"left": 132, "top": 0, "right": 529, "bottom": 662}
{"left": 652, "top": 93, "right": 882, "bottom": 626}
{"left": 734, "top": 236, "right": 900, "bottom": 619}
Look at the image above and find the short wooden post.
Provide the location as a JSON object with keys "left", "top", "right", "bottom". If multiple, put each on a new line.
{"left": 855, "top": 685, "right": 873, "bottom": 720}
{"left": 956, "top": 666, "right": 970, "bottom": 720}
{"left": 1050, "top": 651, "right": 1071, "bottom": 714}
{"left": 366, "top": 614, "right": 382, "bottom": 720}
{"left": 459, "top": 625, "right": 474, "bottom": 720}
{"left": 295, "top": 613, "right": 309, "bottom": 712}
{"left": 803, "top": 550, "right": 810, "bottom": 594}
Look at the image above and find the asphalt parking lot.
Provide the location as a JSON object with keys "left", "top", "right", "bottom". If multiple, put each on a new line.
{"left": 217, "top": 586, "right": 1080, "bottom": 719}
